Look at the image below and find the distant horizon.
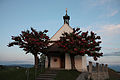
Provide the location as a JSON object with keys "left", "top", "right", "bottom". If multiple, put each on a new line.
{"left": 0, "top": 63, "right": 34, "bottom": 65}
{"left": 1, "top": 58, "right": 120, "bottom": 66}
{"left": 1, "top": 63, "right": 120, "bottom": 72}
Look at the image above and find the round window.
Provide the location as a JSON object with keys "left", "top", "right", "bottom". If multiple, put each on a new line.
{"left": 54, "top": 58, "right": 57, "bottom": 62}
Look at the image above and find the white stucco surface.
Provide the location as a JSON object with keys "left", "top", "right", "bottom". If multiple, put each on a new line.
{"left": 75, "top": 55, "right": 87, "bottom": 72}
{"left": 82, "top": 56, "right": 87, "bottom": 72}
{"left": 65, "top": 53, "right": 71, "bottom": 70}
{"left": 50, "top": 56, "right": 61, "bottom": 68}
{"left": 75, "top": 55, "right": 82, "bottom": 71}
{"left": 50, "top": 24, "right": 73, "bottom": 41}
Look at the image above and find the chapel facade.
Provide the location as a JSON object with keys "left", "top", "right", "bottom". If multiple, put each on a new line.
{"left": 45, "top": 9, "right": 87, "bottom": 72}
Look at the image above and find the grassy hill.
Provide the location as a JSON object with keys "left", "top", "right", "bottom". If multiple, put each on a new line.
{"left": 0, "top": 67, "right": 34, "bottom": 80}
{"left": 0, "top": 65, "right": 80, "bottom": 80}
{"left": 0, "top": 65, "right": 120, "bottom": 80}
{"left": 0, "top": 65, "right": 45, "bottom": 80}
{"left": 108, "top": 68, "right": 120, "bottom": 80}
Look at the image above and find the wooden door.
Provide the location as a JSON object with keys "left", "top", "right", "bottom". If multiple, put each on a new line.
{"left": 60, "top": 54, "right": 65, "bottom": 68}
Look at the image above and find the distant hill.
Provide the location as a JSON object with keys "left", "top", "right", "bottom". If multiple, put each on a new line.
{"left": 108, "top": 68, "right": 120, "bottom": 80}
{"left": 1, "top": 64, "right": 120, "bottom": 72}
{"left": 5, "top": 64, "right": 34, "bottom": 68}
{"left": 109, "top": 65, "right": 120, "bottom": 72}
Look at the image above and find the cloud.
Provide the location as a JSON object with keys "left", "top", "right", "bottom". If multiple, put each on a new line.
{"left": 97, "top": 24, "right": 120, "bottom": 36}
{"left": 87, "top": 56, "right": 120, "bottom": 65}
{"left": 104, "top": 24, "right": 120, "bottom": 31}
{"left": 103, "top": 47, "right": 120, "bottom": 51}
{"left": 81, "top": 24, "right": 120, "bottom": 37}
{"left": 107, "top": 10, "right": 119, "bottom": 17}
{"left": 104, "top": 51, "right": 120, "bottom": 56}
{"left": 95, "top": 0, "right": 119, "bottom": 18}
{"left": 91, "top": 0, "right": 111, "bottom": 6}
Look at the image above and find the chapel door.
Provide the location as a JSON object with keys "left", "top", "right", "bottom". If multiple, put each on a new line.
{"left": 60, "top": 54, "right": 65, "bottom": 68}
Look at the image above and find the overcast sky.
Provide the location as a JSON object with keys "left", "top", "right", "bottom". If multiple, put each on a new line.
{"left": 0, "top": 0, "right": 120, "bottom": 65}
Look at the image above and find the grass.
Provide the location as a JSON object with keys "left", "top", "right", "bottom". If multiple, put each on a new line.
{"left": 0, "top": 66, "right": 80, "bottom": 80}
{"left": 54, "top": 70, "right": 81, "bottom": 80}
{"left": 0, "top": 68, "right": 27, "bottom": 80}
{"left": 1, "top": 66, "right": 119, "bottom": 80}
{"left": 0, "top": 66, "right": 45, "bottom": 80}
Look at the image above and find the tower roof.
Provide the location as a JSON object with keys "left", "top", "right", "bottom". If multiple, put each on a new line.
{"left": 63, "top": 8, "right": 70, "bottom": 20}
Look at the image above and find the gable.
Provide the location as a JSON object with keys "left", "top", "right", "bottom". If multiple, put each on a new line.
{"left": 50, "top": 24, "right": 73, "bottom": 41}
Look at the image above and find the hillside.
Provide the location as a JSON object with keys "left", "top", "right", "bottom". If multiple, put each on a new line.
{"left": 108, "top": 68, "right": 120, "bottom": 80}
{"left": 0, "top": 65, "right": 120, "bottom": 80}
{"left": 0, "top": 65, "right": 44, "bottom": 80}
{"left": 109, "top": 65, "right": 120, "bottom": 72}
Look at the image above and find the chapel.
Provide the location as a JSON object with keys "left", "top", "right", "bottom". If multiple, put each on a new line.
{"left": 45, "top": 9, "right": 87, "bottom": 72}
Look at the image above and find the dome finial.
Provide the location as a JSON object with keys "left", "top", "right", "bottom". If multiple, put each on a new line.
{"left": 66, "top": 8, "right": 67, "bottom": 14}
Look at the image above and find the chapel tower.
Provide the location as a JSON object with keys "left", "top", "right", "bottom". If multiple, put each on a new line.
{"left": 63, "top": 8, "right": 70, "bottom": 25}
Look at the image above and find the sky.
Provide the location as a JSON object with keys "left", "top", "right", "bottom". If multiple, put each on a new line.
{"left": 0, "top": 0, "right": 120, "bottom": 65}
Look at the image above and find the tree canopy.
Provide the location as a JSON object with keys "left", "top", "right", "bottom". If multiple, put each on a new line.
{"left": 8, "top": 27, "right": 50, "bottom": 68}
{"left": 56, "top": 28, "right": 103, "bottom": 61}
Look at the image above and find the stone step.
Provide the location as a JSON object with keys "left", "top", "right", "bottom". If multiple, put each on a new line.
{"left": 45, "top": 70, "right": 59, "bottom": 73}
{"left": 45, "top": 71, "right": 58, "bottom": 72}
{"left": 39, "top": 74, "right": 56, "bottom": 76}
{"left": 38, "top": 75, "right": 56, "bottom": 78}
{"left": 36, "top": 77, "right": 54, "bottom": 80}
{"left": 36, "top": 76, "right": 55, "bottom": 80}
{"left": 36, "top": 69, "right": 59, "bottom": 80}
{"left": 45, "top": 72, "right": 57, "bottom": 74}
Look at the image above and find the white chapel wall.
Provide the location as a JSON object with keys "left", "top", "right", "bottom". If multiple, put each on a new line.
{"left": 75, "top": 55, "right": 82, "bottom": 71}
{"left": 82, "top": 56, "right": 87, "bottom": 72}
{"left": 50, "top": 56, "right": 61, "bottom": 68}
{"left": 75, "top": 55, "right": 87, "bottom": 72}
{"left": 65, "top": 53, "right": 71, "bottom": 70}
{"left": 50, "top": 24, "right": 73, "bottom": 41}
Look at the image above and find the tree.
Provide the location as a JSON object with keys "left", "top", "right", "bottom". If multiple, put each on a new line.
{"left": 39, "top": 54, "right": 46, "bottom": 67}
{"left": 56, "top": 28, "right": 103, "bottom": 69}
{"left": 8, "top": 28, "right": 49, "bottom": 68}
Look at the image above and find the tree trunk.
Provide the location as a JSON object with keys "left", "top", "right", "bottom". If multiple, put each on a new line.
{"left": 70, "top": 55, "right": 75, "bottom": 69}
{"left": 34, "top": 54, "right": 39, "bottom": 69}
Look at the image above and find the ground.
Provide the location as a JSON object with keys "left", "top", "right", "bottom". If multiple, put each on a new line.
{"left": 0, "top": 65, "right": 120, "bottom": 80}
